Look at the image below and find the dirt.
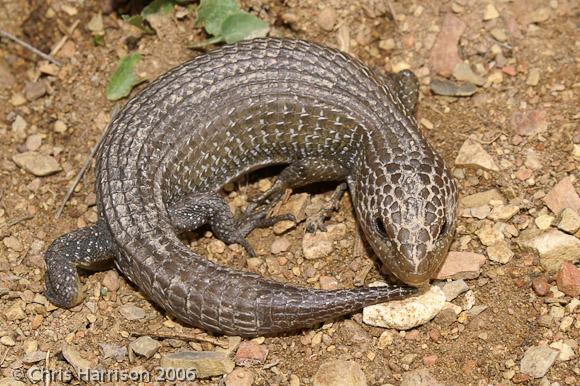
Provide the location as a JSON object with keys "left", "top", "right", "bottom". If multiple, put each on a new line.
{"left": 0, "top": 1, "right": 578, "bottom": 385}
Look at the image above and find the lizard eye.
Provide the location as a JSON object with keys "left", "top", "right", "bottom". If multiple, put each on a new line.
{"left": 437, "top": 218, "right": 449, "bottom": 239}
{"left": 375, "top": 217, "right": 394, "bottom": 240}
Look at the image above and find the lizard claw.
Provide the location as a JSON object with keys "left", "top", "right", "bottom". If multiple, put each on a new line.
{"left": 237, "top": 238, "right": 256, "bottom": 257}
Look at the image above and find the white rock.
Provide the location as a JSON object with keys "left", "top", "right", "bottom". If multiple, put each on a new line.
{"left": 487, "top": 204, "right": 519, "bottom": 221}
{"left": 483, "top": 4, "right": 500, "bottom": 20}
{"left": 376, "top": 330, "right": 395, "bottom": 349}
{"left": 129, "top": 336, "right": 160, "bottom": 359}
{"left": 363, "top": 286, "right": 446, "bottom": 330}
{"left": 556, "top": 208, "right": 580, "bottom": 234}
{"left": 302, "top": 223, "right": 346, "bottom": 259}
{"left": 476, "top": 222, "right": 504, "bottom": 246}
{"left": 455, "top": 138, "right": 499, "bottom": 172}
{"left": 515, "top": 229, "right": 580, "bottom": 273}
{"left": 312, "top": 360, "right": 367, "bottom": 386}
{"left": 12, "top": 151, "right": 62, "bottom": 176}
{"left": 486, "top": 241, "right": 514, "bottom": 264}
{"left": 524, "top": 149, "right": 543, "bottom": 170}
{"left": 549, "top": 341, "right": 575, "bottom": 362}
{"left": 462, "top": 289, "right": 476, "bottom": 310}
{"left": 271, "top": 237, "right": 291, "bottom": 254}
{"left": 520, "top": 345, "right": 558, "bottom": 378}
{"left": 118, "top": 303, "right": 146, "bottom": 320}
{"left": 461, "top": 189, "right": 504, "bottom": 208}
{"left": 535, "top": 214, "right": 554, "bottom": 230}
{"left": 441, "top": 279, "right": 469, "bottom": 301}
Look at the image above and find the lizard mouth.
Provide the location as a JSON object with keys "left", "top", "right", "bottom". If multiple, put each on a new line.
{"left": 393, "top": 270, "right": 432, "bottom": 288}
{"left": 381, "top": 251, "right": 447, "bottom": 288}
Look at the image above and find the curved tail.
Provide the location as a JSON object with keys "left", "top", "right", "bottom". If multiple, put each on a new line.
{"left": 135, "top": 240, "right": 415, "bottom": 337}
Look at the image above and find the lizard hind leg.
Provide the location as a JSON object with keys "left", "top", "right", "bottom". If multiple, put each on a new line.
{"left": 44, "top": 219, "right": 114, "bottom": 308}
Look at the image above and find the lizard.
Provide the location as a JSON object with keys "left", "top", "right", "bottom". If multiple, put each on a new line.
{"left": 44, "top": 38, "right": 458, "bottom": 337}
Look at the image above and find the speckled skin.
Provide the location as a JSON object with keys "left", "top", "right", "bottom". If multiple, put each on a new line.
{"left": 44, "top": 38, "right": 457, "bottom": 337}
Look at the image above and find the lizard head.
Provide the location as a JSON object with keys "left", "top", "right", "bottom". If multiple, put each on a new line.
{"left": 353, "top": 150, "right": 458, "bottom": 287}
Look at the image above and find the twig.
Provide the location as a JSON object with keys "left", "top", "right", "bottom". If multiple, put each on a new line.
{"left": 55, "top": 105, "right": 121, "bottom": 218}
{"left": 130, "top": 330, "right": 229, "bottom": 348}
{"left": 50, "top": 20, "right": 80, "bottom": 58}
{"left": 0, "top": 29, "right": 61, "bottom": 66}
{"left": 428, "top": 105, "right": 445, "bottom": 116}
{"left": 0, "top": 347, "right": 8, "bottom": 367}
{"left": 387, "top": 1, "right": 399, "bottom": 28}
{"left": 0, "top": 214, "right": 34, "bottom": 229}
{"left": 55, "top": 134, "right": 105, "bottom": 218}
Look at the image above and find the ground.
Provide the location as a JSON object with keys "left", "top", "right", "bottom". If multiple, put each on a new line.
{"left": 0, "top": 0, "right": 578, "bottom": 385}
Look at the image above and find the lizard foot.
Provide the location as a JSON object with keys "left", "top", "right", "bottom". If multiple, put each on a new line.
{"left": 305, "top": 183, "right": 347, "bottom": 233}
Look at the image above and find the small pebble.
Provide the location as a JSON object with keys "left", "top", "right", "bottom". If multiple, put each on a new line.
{"left": 490, "top": 28, "right": 507, "bottom": 42}
{"left": 555, "top": 262, "right": 580, "bottom": 297}
{"left": 430, "top": 79, "right": 477, "bottom": 97}
{"left": 531, "top": 276, "right": 549, "bottom": 296}
{"left": 486, "top": 241, "right": 514, "bottom": 264}
{"left": 54, "top": 120, "right": 68, "bottom": 133}
{"left": 102, "top": 270, "right": 120, "bottom": 292}
{"left": 99, "top": 343, "right": 127, "bottom": 362}
{"left": 520, "top": 345, "right": 558, "bottom": 378}
{"left": 317, "top": 8, "right": 337, "bottom": 31}
{"left": 526, "top": 69, "right": 541, "bottom": 86}
{"left": 0, "top": 336, "right": 16, "bottom": 347}
{"left": 224, "top": 368, "right": 254, "bottom": 386}
{"left": 549, "top": 341, "right": 575, "bottom": 362}
{"left": 535, "top": 214, "right": 554, "bottom": 230}
{"left": 401, "top": 368, "right": 443, "bottom": 386}
{"left": 312, "top": 360, "right": 367, "bottom": 386}
{"left": 129, "top": 336, "right": 160, "bottom": 359}
{"left": 25, "top": 80, "right": 46, "bottom": 100}
{"left": 441, "top": 279, "right": 469, "bottom": 301}
{"left": 12, "top": 152, "right": 62, "bottom": 176}
{"left": 319, "top": 275, "right": 338, "bottom": 290}
{"left": 271, "top": 237, "right": 291, "bottom": 254}
{"left": 511, "top": 110, "right": 548, "bottom": 136}
{"left": 543, "top": 176, "right": 580, "bottom": 214}
{"left": 455, "top": 138, "right": 499, "bottom": 171}
{"left": 452, "top": 63, "right": 485, "bottom": 86}
{"left": 234, "top": 341, "right": 269, "bottom": 366}
{"left": 556, "top": 208, "right": 580, "bottom": 234}
{"left": 118, "top": 303, "right": 146, "bottom": 320}
{"left": 483, "top": 4, "right": 500, "bottom": 20}
{"left": 62, "top": 344, "right": 93, "bottom": 372}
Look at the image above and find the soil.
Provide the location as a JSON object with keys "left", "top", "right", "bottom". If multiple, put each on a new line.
{"left": 0, "top": 1, "right": 578, "bottom": 385}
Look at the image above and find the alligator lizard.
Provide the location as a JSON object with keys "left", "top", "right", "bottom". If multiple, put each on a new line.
{"left": 44, "top": 38, "right": 458, "bottom": 337}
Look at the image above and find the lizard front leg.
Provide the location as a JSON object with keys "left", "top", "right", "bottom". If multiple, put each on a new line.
{"left": 168, "top": 193, "right": 293, "bottom": 257}
{"left": 243, "top": 157, "right": 350, "bottom": 232}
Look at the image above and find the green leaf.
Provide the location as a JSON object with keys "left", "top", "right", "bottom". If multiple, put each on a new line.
{"left": 142, "top": 0, "right": 175, "bottom": 17}
{"left": 122, "top": 14, "right": 155, "bottom": 34}
{"left": 93, "top": 35, "right": 105, "bottom": 46}
{"left": 188, "top": 35, "right": 224, "bottom": 48}
{"left": 196, "top": 0, "right": 240, "bottom": 36}
{"left": 106, "top": 53, "right": 143, "bottom": 101}
{"left": 221, "top": 12, "right": 269, "bottom": 43}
